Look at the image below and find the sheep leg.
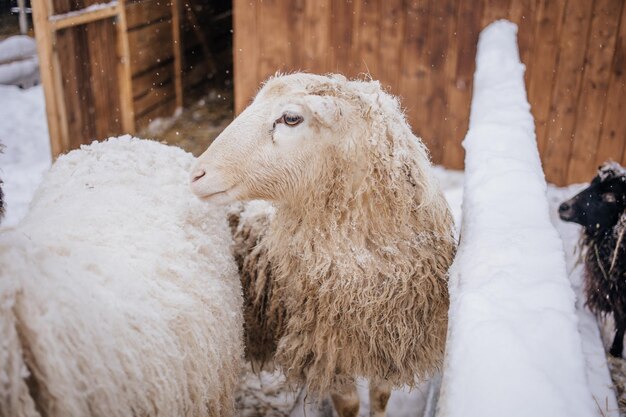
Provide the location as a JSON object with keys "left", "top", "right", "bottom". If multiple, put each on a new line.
{"left": 368, "top": 381, "right": 391, "bottom": 417}
{"left": 610, "top": 321, "right": 626, "bottom": 358}
{"left": 330, "top": 381, "right": 360, "bottom": 417}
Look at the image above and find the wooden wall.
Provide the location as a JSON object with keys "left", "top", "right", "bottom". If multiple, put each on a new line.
{"left": 48, "top": 0, "right": 126, "bottom": 151}
{"left": 37, "top": 0, "right": 231, "bottom": 154}
{"left": 124, "top": 0, "right": 230, "bottom": 128}
{"left": 233, "top": 0, "right": 626, "bottom": 185}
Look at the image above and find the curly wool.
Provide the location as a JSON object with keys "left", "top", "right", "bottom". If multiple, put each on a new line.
{"left": 236, "top": 75, "right": 457, "bottom": 395}
{"left": 229, "top": 203, "right": 285, "bottom": 369}
{"left": 0, "top": 137, "right": 243, "bottom": 417}
{"left": 583, "top": 211, "right": 626, "bottom": 320}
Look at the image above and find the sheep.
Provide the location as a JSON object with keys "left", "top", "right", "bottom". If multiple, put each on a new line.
{"left": 559, "top": 161, "right": 626, "bottom": 358}
{"left": 191, "top": 73, "right": 457, "bottom": 417}
{"left": 0, "top": 136, "right": 243, "bottom": 417}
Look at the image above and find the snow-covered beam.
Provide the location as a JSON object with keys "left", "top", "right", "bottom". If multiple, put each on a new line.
{"left": 437, "top": 21, "right": 598, "bottom": 417}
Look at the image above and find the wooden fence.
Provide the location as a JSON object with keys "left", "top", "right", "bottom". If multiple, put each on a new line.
{"left": 32, "top": 0, "right": 228, "bottom": 156}
{"left": 233, "top": 0, "right": 626, "bottom": 185}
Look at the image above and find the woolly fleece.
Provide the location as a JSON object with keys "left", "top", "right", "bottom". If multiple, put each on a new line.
{"left": 0, "top": 137, "right": 243, "bottom": 417}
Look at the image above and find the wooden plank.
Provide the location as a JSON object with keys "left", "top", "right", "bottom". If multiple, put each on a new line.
{"left": 508, "top": 0, "right": 538, "bottom": 82}
{"left": 115, "top": 0, "right": 135, "bottom": 133}
{"left": 128, "top": 19, "right": 174, "bottom": 76}
{"left": 442, "top": 0, "right": 483, "bottom": 169}
{"left": 421, "top": 0, "right": 457, "bottom": 163}
{"left": 302, "top": 0, "right": 331, "bottom": 74}
{"left": 399, "top": 0, "right": 431, "bottom": 150}
{"left": 171, "top": 0, "right": 183, "bottom": 109}
{"left": 329, "top": 0, "right": 357, "bottom": 76}
{"left": 135, "top": 97, "right": 177, "bottom": 129}
{"left": 233, "top": 0, "right": 258, "bottom": 114}
{"left": 126, "top": 0, "right": 171, "bottom": 30}
{"left": 439, "top": 0, "right": 461, "bottom": 169}
{"left": 597, "top": 5, "right": 626, "bottom": 168}
{"left": 32, "top": 0, "right": 70, "bottom": 157}
{"left": 57, "top": 26, "right": 96, "bottom": 149}
{"left": 287, "top": 0, "right": 306, "bottom": 70}
{"left": 356, "top": 0, "right": 380, "bottom": 78}
{"left": 379, "top": 0, "right": 405, "bottom": 93}
{"left": 51, "top": 0, "right": 78, "bottom": 16}
{"left": 257, "top": 0, "right": 290, "bottom": 83}
{"left": 132, "top": 62, "right": 174, "bottom": 98}
{"left": 85, "top": 18, "right": 122, "bottom": 140}
{"left": 526, "top": 0, "right": 566, "bottom": 159}
{"left": 541, "top": 0, "right": 594, "bottom": 185}
{"left": 134, "top": 77, "right": 174, "bottom": 117}
{"left": 49, "top": 2, "right": 119, "bottom": 30}
{"left": 481, "top": 0, "right": 511, "bottom": 29}
{"left": 567, "top": 0, "right": 624, "bottom": 184}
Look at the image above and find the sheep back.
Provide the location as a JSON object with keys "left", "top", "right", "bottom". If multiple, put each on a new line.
{"left": 0, "top": 136, "right": 243, "bottom": 417}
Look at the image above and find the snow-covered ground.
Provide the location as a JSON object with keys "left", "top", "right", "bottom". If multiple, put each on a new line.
{"left": 0, "top": 24, "right": 623, "bottom": 417}
{"left": 0, "top": 35, "right": 40, "bottom": 88}
{"left": 0, "top": 84, "right": 50, "bottom": 228}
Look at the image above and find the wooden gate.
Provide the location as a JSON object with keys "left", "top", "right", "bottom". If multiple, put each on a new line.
{"left": 31, "top": 0, "right": 223, "bottom": 157}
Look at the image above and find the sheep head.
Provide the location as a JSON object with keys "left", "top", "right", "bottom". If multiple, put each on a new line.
{"left": 559, "top": 161, "right": 626, "bottom": 233}
{"left": 190, "top": 73, "right": 362, "bottom": 205}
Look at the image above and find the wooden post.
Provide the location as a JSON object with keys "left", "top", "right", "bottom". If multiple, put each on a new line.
{"left": 32, "top": 0, "right": 70, "bottom": 158}
{"left": 33, "top": 0, "right": 136, "bottom": 155}
{"left": 171, "top": 0, "right": 184, "bottom": 109}
{"left": 115, "top": 0, "right": 135, "bottom": 134}
{"left": 17, "top": 0, "right": 29, "bottom": 34}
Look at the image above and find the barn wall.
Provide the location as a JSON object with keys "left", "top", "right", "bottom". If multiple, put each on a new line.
{"left": 233, "top": 0, "right": 626, "bottom": 186}
{"left": 50, "top": 0, "right": 125, "bottom": 149}
{"left": 127, "top": 0, "right": 232, "bottom": 128}
{"left": 41, "top": 0, "right": 230, "bottom": 146}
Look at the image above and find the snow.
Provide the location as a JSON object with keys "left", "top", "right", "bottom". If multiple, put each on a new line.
{"left": 437, "top": 21, "right": 600, "bottom": 417}
{"left": 0, "top": 84, "right": 51, "bottom": 228}
{"left": 0, "top": 36, "right": 39, "bottom": 87}
{"left": 0, "top": 35, "right": 37, "bottom": 64}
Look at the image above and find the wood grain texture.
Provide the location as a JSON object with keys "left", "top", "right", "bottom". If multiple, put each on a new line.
{"left": 128, "top": 19, "right": 174, "bottom": 76}
{"left": 126, "top": 0, "right": 171, "bottom": 30}
{"left": 443, "top": 0, "right": 483, "bottom": 169}
{"left": 567, "top": 0, "right": 624, "bottom": 183}
{"left": 597, "top": 2, "right": 626, "bottom": 170}
{"left": 542, "top": 0, "right": 594, "bottom": 184}
{"left": 379, "top": 0, "right": 405, "bottom": 94}
{"left": 233, "top": 0, "right": 259, "bottom": 113}
{"left": 526, "top": 0, "right": 566, "bottom": 158}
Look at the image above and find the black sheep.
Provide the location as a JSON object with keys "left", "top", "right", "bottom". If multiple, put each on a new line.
{"left": 559, "top": 161, "right": 626, "bottom": 357}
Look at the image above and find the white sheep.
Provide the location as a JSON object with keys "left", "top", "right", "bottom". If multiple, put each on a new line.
{"left": 191, "top": 73, "right": 457, "bottom": 417}
{"left": 0, "top": 136, "right": 243, "bottom": 417}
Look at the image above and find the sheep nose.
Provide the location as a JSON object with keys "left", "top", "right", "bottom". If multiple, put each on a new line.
{"left": 559, "top": 202, "right": 570, "bottom": 212}
{"left": 191, "top": 169, "right": 206, "bottom": 183}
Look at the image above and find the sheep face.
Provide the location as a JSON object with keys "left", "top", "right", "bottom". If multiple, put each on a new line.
{"left": 559, "top": 164, "right": 626, "bottom": 232}
{"left": 190, "top": 74, "right": 354, "bottom": 205}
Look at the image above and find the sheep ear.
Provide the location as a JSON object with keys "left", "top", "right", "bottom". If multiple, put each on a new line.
{"left": 305, "top": 95, "right": 342, "bottom": 128}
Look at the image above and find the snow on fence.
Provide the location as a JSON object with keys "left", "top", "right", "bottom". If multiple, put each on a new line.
{"left": 437, "top": 21, "right": 602, "bottom": 417}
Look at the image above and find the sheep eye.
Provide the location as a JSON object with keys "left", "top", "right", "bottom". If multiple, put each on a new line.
{"left": 282, "top": 112, "right": 303, "bottom": 127}
{"left": 602, "top": 193, "right": 617, "bottom": 203}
